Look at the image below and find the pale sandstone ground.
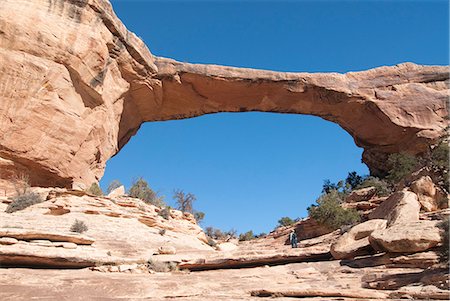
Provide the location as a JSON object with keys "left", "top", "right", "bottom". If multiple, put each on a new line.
{"left": 0, "top": 259, "right": 448, "bottom": 300}
{"left": 0, "top": 186, "right": 448, "bottom": 300}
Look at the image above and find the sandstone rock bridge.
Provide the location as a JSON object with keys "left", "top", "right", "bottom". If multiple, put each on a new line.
{"left": 0, "top": 0, "right": 448, "bottom": 189}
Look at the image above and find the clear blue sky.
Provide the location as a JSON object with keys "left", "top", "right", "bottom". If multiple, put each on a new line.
{"left": 102, "top": 0, "right": 449, "bottom": 234}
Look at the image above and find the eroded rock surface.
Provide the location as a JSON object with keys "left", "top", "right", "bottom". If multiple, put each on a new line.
{"left": 0, "top": 0, "right": 448, "bottom": 189}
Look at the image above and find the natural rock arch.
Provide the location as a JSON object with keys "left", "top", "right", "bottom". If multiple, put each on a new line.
{"left": 0, "top": 0, "right": 448, "bottom": 189}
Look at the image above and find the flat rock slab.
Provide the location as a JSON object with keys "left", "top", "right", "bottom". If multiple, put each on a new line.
{"left": 0, "top": 229, "right": 95, "bottom": 245}
{"left": 179, "top": 251, "right": 332, "bottom": 271}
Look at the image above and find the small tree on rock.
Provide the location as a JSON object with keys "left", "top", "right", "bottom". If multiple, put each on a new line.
{"left": 129, "top": 177, "right": 165, "bottom": 207}
{"left": 87, "top": 183, "right": 103, "bottom": 196}
{"left": 308, "top": 190, "right": 360, "bottom": 230}
{"left": 173, "top": 189, "right": 196, "bottom": 214}
{"left": 346, "top": 171, "right": 364, "bottom": 190}
{"left": 277, "top": 217, "right": 296, "bottom": 227}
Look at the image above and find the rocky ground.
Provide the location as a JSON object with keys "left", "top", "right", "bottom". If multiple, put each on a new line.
{"left": 0, "top": 177, "right": 449, "bottom": 300}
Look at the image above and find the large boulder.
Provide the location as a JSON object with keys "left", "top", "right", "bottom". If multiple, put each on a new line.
{"left": 345, "top": 187, "right": 377, "bottom": 203}
{"left": 410, "top": 176, "right": 446, "bottom": 212}
{"left": 369, "top": 220, "right": 442, "bottom": 253}
{"left": 216, "top": 242, "right": 238, "bottom": 252}
{"left": 369, "top": 191, "right": 420, "bottom": 226}
{"left": 107, "top": 185, "right": 126, "bottom": 198}
{"left": 157, "top": 246, "right": 176, "bottom": 255}
{"left": 330, "top": 219, "right": 387, "bottom": 260}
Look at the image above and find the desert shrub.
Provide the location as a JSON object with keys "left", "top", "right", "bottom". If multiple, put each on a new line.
{"left": 356, "top": 176, "right": 392, "bottom": 196}
{"left": 239, "top": 230, "right": 255, "bottom": 241}
{"left": 107, "top": 180, "right": 122, "bottom": 194}
{"left": 158, "top": 206, "right": 171, "bottom": 220}
{"left": 437, "top": 217, "right": 449, "bottom": 263}
{"left": 307, "top": 190, "right": 360, "bottom": 230}
{"left": 255, "top": 232, "right": 267, "bottom": 238}
{"left": 194, "top": 211, "right": 205, "bottom": 223}
{"left": 431, "top": 139, "right": 449, "bottom": 169}
{"left": 204, "top": 227, "right": 237, "bottom": 241}
{"left": 277, "top": 217, "right": 296, "bottom": 227}
{"left": 70, "top": 219, "right": 88, "bottom": 233}
{"left": 159, "top": 229, "right": 166, "bottom": 236}
{"left": 386, "top": 153, "right": 417, "bottom": 183}
{"left": 322, "top": 179, "right": 340, "bottom": 194}
{"left": 429, "top": 139, "right": 449, "bottom": 192}
{"left": 147, "top": 259, "right": 178, "bottom": 272}
{"left": 207, "top": 237, "right": 217, "bottom": 247}
{"left": 346, "top": 171, "right": 364, "bottom": 190}
{"left": 87, "top": 183, "right": 103, "bottom": 196}
{"left": 322, "top": 179, "right": 350, "bottom": 195}
{"left": 129, "top": 178, "right": 165, "bottom": 207}
{"left": 11, "top": 173, "right": 31, "bottom": 195}
{"left": 5, "top": 192, "right": 43, "bottom": 213}
{"left": 173, "top": 189, "right": 197, "bottom": 213}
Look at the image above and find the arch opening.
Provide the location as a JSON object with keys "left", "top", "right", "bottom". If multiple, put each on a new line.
{"left": 101, "top": 112, "right": 369, "bottom": 234}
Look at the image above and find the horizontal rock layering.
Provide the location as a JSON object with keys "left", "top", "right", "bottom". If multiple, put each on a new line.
{"left": 0, "top": 0, "right": 448, "bottom": 189}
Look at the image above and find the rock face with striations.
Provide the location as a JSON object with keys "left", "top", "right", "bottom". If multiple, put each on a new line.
{"left": 0, "top": 0, "right": 448, "bottom": 189}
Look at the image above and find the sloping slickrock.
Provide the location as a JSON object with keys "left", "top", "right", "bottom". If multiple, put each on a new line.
{"left": 369, "top": 220, "right": 442, "bottom": 253}
{"left": 330, "top": 219, "right": 387, "bottom": 259}
{"left": 0, "top": 190, "right": 212, "bottom": 268}
{"left": 369, "top": 190, "right": 420, "bottom": 225}
{"left": 0, "top": 0, "right": 448, "bottom": 189}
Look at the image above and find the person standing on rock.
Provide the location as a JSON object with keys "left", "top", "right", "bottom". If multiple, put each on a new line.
{"left": 289, "top": 229, "right": 298, "bottom": 248}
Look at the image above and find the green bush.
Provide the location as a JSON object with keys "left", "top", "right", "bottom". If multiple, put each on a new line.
{"left": 430, "top": 139, "right": 449, "bottom": 193}
{"left": 239, "top": 230, "right": 255, "bottom": 241}
{"left": 107, "top": 180, "right": 122, "bottom": 194}
{"left": 431, "top": 140, "right": 449, "bottom": 169}
{"left": 277, "top": 217, "right": 296, "bottom": 227}
{"left": 308, "top": 190, "right": 360, "bottom": 230}
{"left": 437, "top": 217, "right": 449, "bottom": 263}
{"left": 87, "top": 183, "right": 103, "bottom": 196}
{"left": 129, "top": 178, "right": 165, "bottom": 207}
{"left": 346, "top": 171, "right": 364, "bottom": 190}
{"left": 386, "top": 153, "right": 417, "bottom": 183}
{"left": 5, "top": 192, "right": 43, "bottom": 213}
{"left": 194, "top": 211, "right": 205, "bottom": 223}
{"left": 70, "top": 219, "right": 88, "bottom": 233}
{"left": 356, "top": 176, "right": 392, "bottom": 196}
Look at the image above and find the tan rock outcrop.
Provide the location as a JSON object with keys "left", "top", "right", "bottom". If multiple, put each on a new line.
{"left": 410, "top": 176, "right": 445, "bottom": 212}
{"left": 369, "top": 190, "right": 420, "bottom": 225}
{"left": 330, "top": 219, "right": 387, "bottom": 259}
{"left": 107, "top": 185, "right": 125, "bottom": 198}
{"left": 369, "top": 220, "right": 442, "bottom": 253}
{"left": 0, "top": 0, "right": 448, "bottom": 189}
